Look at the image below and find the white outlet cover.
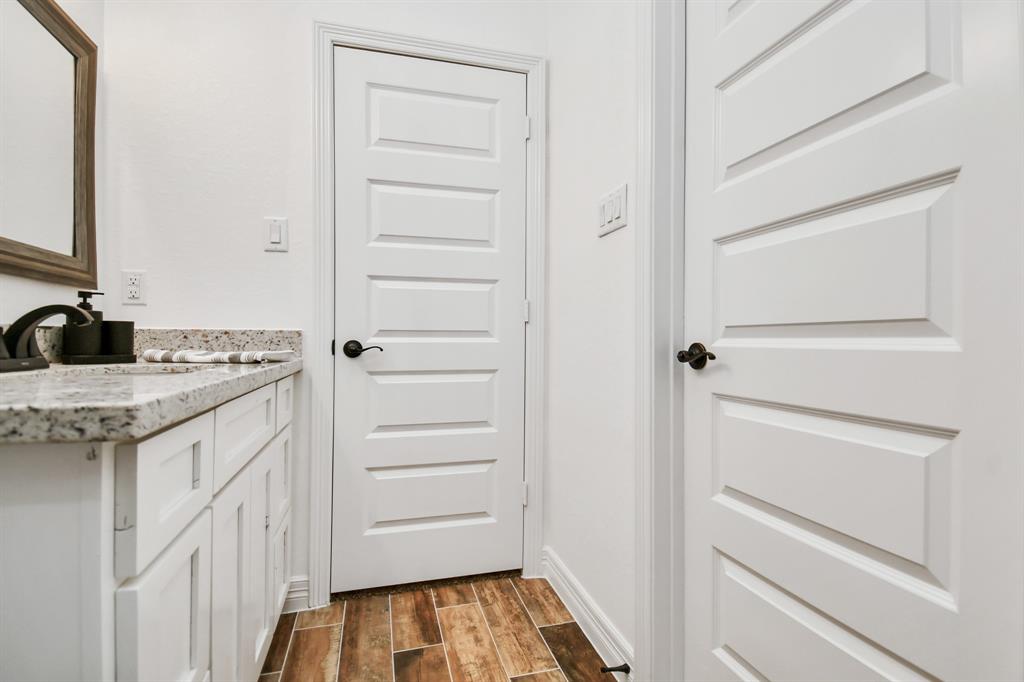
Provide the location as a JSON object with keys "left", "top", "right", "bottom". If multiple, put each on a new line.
{"left": 122, "top": 270, "right": 146, "bottom": 305}
{"left": 598, "top": 184, "right": 628, "bottom": 237}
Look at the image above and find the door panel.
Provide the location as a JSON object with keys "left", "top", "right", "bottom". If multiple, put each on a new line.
{"left": 683, "top": 1, "right": 1024, "bottom": 679}
{"left": 332, "top": 47, "right": 527, "bottom": 591}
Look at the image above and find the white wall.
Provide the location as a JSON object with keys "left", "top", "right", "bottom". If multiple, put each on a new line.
{"left": 99, "top": 1, "right": 548, "bottom": 329}
{"left": 0, "top": 0, "right": 106, "bottom": 323}
{"left": 542, "top": 0, "right": 638, "bottom": 649}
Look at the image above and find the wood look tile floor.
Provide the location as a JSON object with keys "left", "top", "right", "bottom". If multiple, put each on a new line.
{"left": 260, "top": 575, "right": 615, "bottom": 682}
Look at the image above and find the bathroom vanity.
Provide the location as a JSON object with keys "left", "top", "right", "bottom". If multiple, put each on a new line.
{"left": 0, "top": 359, "right": 301, "bottom": 682}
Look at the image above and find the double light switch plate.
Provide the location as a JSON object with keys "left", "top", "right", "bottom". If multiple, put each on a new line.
{"left": 598, "top": 184, "right": 627, "bottom": 237}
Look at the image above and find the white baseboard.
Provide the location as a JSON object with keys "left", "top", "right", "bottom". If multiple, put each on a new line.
{"left": 541, "top": 546, "right": 634, "bottom": 678}
{"left": 283, "top": 575, "right": 310, "bottom": 613}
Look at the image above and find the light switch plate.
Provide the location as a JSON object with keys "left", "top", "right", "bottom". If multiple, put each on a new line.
{"left": 264, "top": 217, "right": 289, "bottom": 252}
{"left": 598, "top": 184, "right": 627, "bottom": 237}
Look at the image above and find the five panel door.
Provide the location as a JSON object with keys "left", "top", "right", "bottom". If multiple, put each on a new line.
{"left": 682, "top": 1, "right": 1024, "bottom": 679}
{"left": 332, "top": 47, "right": 528, "bottom": 591}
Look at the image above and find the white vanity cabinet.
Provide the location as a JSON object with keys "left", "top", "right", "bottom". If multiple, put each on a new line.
{"left": 0, "top": 372, "right": 298, "bottom": 682}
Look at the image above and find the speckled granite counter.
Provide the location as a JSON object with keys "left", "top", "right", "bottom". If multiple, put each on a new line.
{"left": 0, "top": 360, "right": 301, "bottom": 444}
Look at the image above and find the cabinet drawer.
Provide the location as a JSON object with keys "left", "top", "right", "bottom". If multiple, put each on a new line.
{"left": 214, "top": 384, "right": 276, "bottom": 491}
{"left": 115, "top": 411, "right": 215, "bottom": 578}
{"left": 276, "top": 375, "right": 294, "bottom": 431}
{"left": 117, "top": 509, "right": 212, "bottom": 682}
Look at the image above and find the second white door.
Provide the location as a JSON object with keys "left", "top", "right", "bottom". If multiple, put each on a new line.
{"left": 331, "top": 47, "right": 528, "bottom": 591}
{"left": 682, "top": 1, "right": 1024, "bottom": 679}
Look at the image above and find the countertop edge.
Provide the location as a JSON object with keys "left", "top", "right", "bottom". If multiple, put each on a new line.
{"left": 0, "top": 360, "right": 302, "bottom": 445}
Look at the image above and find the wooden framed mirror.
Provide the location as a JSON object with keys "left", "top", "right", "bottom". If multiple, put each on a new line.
{"left": 0, "top": 0, "right": 97, "bottom": 287}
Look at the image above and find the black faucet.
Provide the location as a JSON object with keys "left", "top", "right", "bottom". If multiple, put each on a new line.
{"left": 0, "top": 305, "right": 94, "bottom": 373}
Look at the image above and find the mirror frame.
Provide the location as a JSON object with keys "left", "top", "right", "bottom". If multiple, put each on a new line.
{"left": 0, "top": 0, "right": 97, "bottom": 287}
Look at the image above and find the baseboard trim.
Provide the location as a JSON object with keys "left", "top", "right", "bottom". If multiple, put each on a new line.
{"left": 283, "top": 575, "right": 310, "bottom": 613}
{"left": 541, "top": 546, "right": 634, "bottom": 677}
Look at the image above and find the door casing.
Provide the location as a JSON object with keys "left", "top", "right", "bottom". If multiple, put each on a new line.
{"left": 637, "top": 1, "right": 685, "bottom": 680}
{"left": 308, "top": 24, "right": 548, "bottom": 608}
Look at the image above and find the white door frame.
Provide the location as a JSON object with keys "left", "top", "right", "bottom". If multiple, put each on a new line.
{"left": 636, "top": 1, "right": 685, "bottom": 680}
{"left": 308, "top": 23, "right": 548, "bottom": 607}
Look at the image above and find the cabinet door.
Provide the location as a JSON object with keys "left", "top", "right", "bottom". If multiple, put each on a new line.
{"left": 268, "top": 426, "right": 292, "bottom": 531}
{"left": 272, "top": 511, "right": 291, "bottom": 616}
{"left": 210, "top": 470, "right": 252, "bottom": 682}
{"left": 117, "top": 510, "right": 211, "bottom": 682}
{"left": 247, "top": 446, "right": 274, "bottom": 671}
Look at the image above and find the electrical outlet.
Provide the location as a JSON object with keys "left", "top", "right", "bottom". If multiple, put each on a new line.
{"left": 122, "top": 270, "right": 146, "bottom": 305}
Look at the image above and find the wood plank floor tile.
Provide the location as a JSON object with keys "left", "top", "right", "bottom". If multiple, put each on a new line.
{"left": 512, "top": 578, "right": 573, "bottom": 627}
{"left": 262, "top": 611, "right": 297, "bottom": 673}
{"left": 539, "top": 623, "right": 613, "bottom": 682}
{"left": 434, "top": 583, "right": 478, "bottom": 608}
{"left": 511, "top": 672, "right": 567, "bottom": 682}
{"left": 259, "top": 674, "right": 282, "bottom": 682}
{"left": 392, "top": 590, "right": 443, "bottom": 650}
{"left": 279, "top": 624, "right": 342, "bottom": 682}
{"left": 437, "top": 603, "right": 507, "bottom": 682}
{"left": 474, "top": 579, "right": 557, "bottom": 677}
{"left": 338, "top": 595, "right": 392, "bottom": 682}
{"left": 296, "top": 601, "right": 345, "bottom": 629}
{"left": 394, "top": 644, "right": 452, "bottom": 682}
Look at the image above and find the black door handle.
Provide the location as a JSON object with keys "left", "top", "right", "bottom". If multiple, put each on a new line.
{"left": 342, "top": 340, "right": 383, "bottom": 358}
{"left": 676, "top": 342, "right": 716, "bottom": 370}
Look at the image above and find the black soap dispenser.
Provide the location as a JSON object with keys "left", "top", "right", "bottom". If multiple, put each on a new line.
{"left": 62, "top": 290, "right": 104, "bottom": 357}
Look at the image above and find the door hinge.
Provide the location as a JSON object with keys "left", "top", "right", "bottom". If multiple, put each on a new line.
{"left": 522, "top": 482, "right": 529, "bottom": 507}
{"left": 331, "top": 339, "right": 335, "bottom": 356}
{"left": 523, "top": 299, "right": 531, "bottom": 323}
{"left": 265, "top": 514, "right": 270, "bottom": 530}
{"left": 525, "top": 116, "right": 531, "bottom": 141}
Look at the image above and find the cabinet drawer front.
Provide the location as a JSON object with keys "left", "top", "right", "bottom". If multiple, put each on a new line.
{"left": 116, "top": 412, "right": 215, "bottom": 578}
{"left": 214, "top": 384, "right": 276, "bottom": 491}
{"left": 276, "top": 375, "right": 295, "bottom": 432}
{"left": 117, "top": 509, "right": 212, "bottom": 682}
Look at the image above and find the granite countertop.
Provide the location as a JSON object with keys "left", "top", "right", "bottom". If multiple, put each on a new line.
{"left": 0, "top": 360, "right": 302, "bottom": 444}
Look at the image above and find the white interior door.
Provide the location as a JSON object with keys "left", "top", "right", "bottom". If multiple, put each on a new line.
{"left": 682, "top": 1, "right": 1024, "bottom": 679}
{"left": 332, "top": 47, "right": 527, "bottom": 591}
